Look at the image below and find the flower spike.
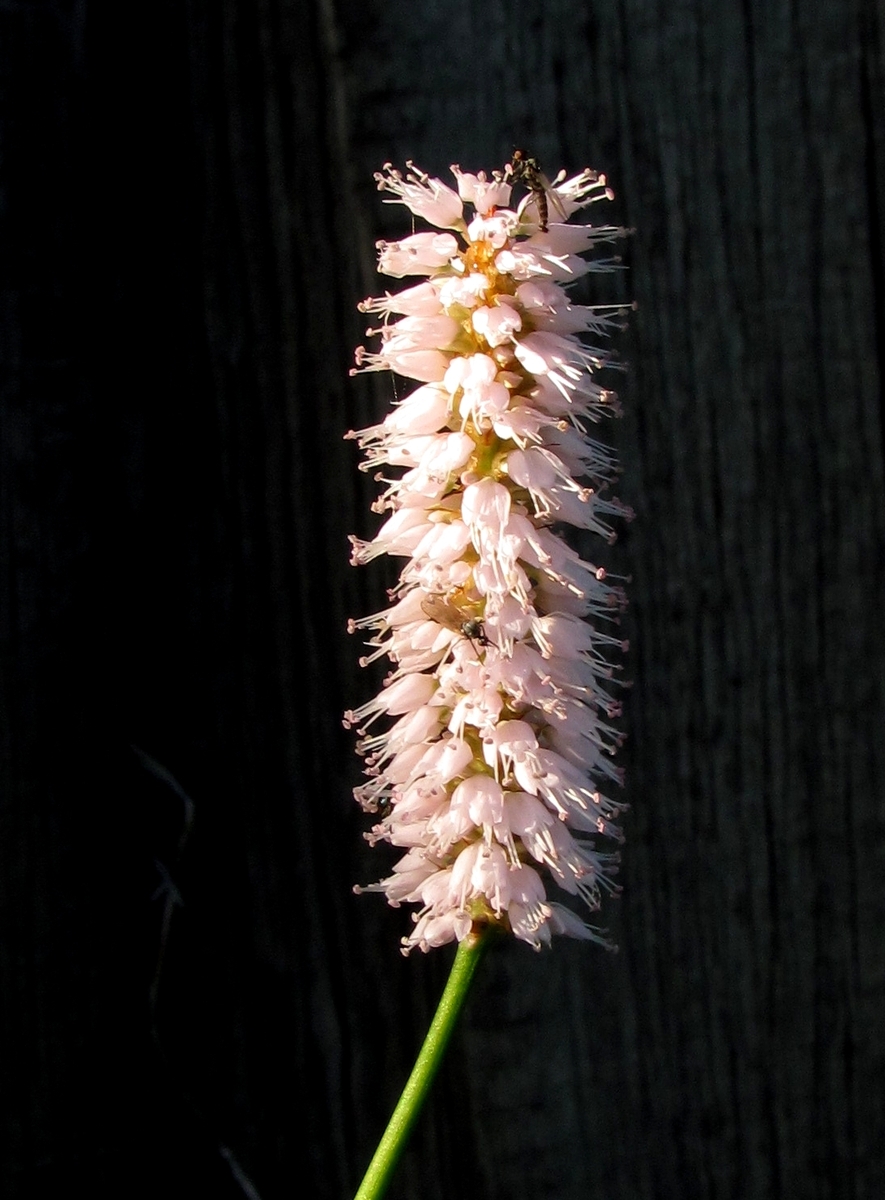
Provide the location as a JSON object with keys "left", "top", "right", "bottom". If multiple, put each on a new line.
{"left": 346, "top": 158, "right": 632, "bottom": 953}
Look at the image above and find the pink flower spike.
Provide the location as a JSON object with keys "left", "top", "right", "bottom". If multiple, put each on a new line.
{"left": 347, "top": 157, "right": 632, "bottom": 951}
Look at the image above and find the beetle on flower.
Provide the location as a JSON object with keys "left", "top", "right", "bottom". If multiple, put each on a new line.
{"left": 345, "top": 158, "right": 632, "bottom": 954}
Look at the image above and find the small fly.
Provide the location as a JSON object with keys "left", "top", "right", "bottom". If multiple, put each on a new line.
{"left": 421, "top": 594, "right": 490, "bottom": 650}
{"left": 507, "top": 149, "right": 567, "bottom": 232}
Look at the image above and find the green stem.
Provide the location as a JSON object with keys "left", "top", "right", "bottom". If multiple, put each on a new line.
{"left": 353, "top": 928, "right": 490, "bottom": 1200}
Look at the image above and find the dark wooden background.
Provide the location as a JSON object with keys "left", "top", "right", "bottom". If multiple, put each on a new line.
{"left": 2, "top": 2, "right": 883, "bottom": 1197}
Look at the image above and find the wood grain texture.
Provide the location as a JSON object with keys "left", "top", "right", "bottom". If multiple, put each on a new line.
{"left": 1, "top": 1, "right": 882, "bottom": 1198}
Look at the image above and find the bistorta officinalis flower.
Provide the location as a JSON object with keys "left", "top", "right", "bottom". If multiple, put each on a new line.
{"left": 345, "top": 155, "right": 633, "bottom": 955}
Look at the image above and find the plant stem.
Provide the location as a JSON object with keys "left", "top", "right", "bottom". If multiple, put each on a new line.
{"left": 353, "top": 928, "right": 490, "bottom": 1200}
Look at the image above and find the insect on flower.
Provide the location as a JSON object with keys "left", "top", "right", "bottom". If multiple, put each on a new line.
{"left": 420, "top": 593, "right": 491, "bottom": 650}
{"left": 506, "top": 149, "right": 568, "bottom": 232}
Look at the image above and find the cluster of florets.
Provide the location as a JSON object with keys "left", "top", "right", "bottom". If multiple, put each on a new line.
{"left": 345, "top": 159, "right": 632, "bottom": 953}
